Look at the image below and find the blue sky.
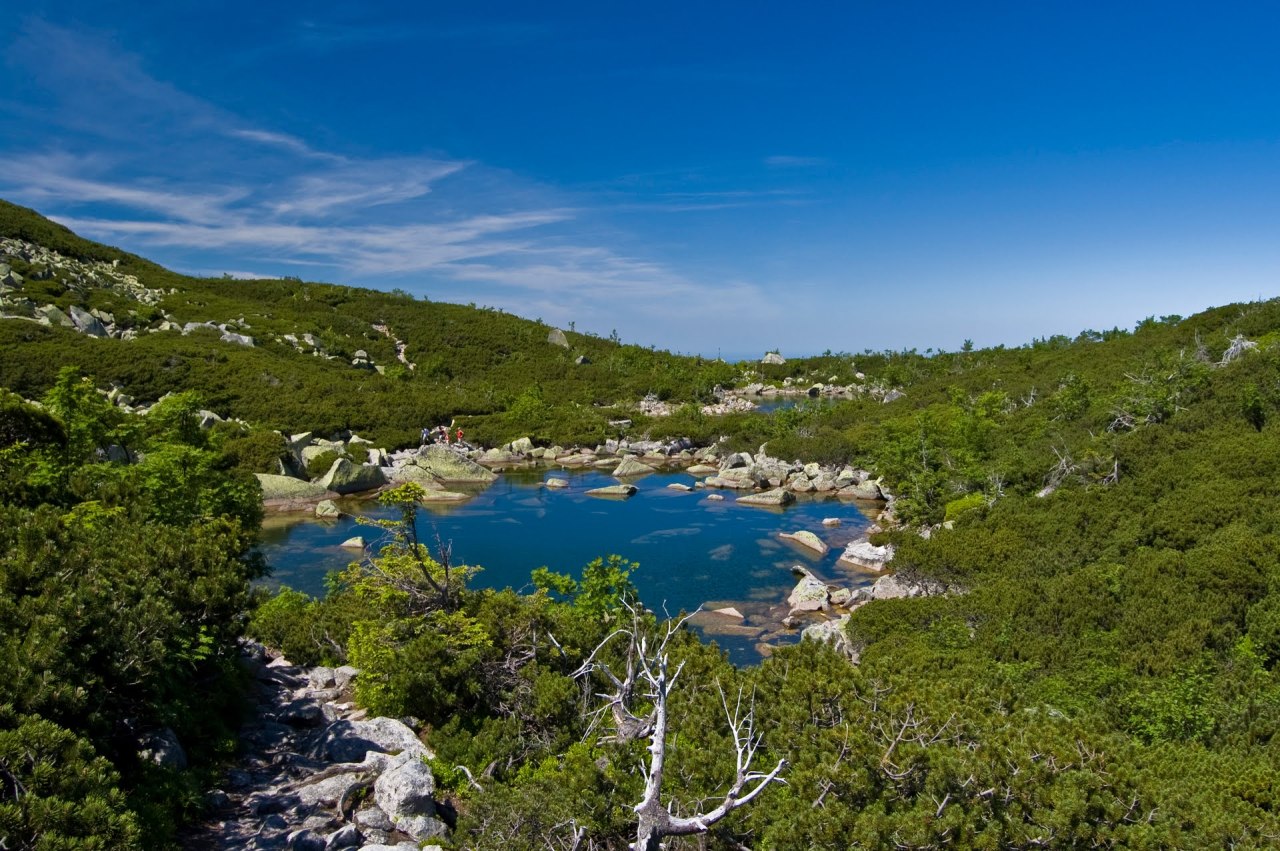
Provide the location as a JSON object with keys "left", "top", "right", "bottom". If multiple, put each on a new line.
{"left": 3, "top": 2, "right": 1280, "bottom": 357}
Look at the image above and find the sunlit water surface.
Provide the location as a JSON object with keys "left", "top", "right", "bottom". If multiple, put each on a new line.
{"left": 258, "top": 468, "right": 877, "bottom": 663}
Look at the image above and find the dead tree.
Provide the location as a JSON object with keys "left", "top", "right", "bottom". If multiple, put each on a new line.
{"left": 575, "top": 608, "right": 788, "bottom": 851}
{"left": 1220, "top": 334, "right": 1258, "bottom": 366}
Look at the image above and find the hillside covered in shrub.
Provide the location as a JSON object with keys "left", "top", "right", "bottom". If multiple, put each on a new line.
{"left": 4, "top": 202, "right": 1280, "bottom": 848}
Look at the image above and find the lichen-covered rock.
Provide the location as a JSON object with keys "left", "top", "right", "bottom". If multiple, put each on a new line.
{"left": 780, "top": 530, "right": 828, "bottom": 555}
{"left": 315, "top": 500, "right": 342, "bottom": 519}
{"left": 383, "top": 464, "right": 445, "bottom": 489}
{"left": 68, "top": 304, "right": 108, "bottom": 337}
{"left": 317, "top": 459, "right": 387, "bottom": 495}
{"left": 787, "top": 572, "right": 830, "bottom": 612}
{"left": 586, "top": 483, "right": 637, "bottom": 498}
{"left": 869, "top": 574, "right": 941, "bottom": 600}
{"left": 612, "top": 456, "right": 656, "bottom": 478}
{"left": 138, "top": 727, "right": 187, "bottom": 770}
{"left": 255, "top": 474, "right": 332, "bottom": 501}
{"left": 736, "top": 488, "right": 796, "bottom": 507}
{"left": 839, "top": 479, "right": 884, "bottom": 500}
{"left": 411, "top": 446, "right": 497, "bottom": 483}
{"left": 802, "top": 615, "right": 858, "bottom": 661}
{"left": 547, "top": 328, "right": 569, "bottom": 347}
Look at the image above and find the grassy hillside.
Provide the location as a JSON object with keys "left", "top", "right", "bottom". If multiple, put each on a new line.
{"left": 0, "top": 199, "right": 740, "bottom": 447}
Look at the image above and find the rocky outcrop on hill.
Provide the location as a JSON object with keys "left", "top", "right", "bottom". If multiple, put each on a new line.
{"left": 182, "top": 646, "right": 448, "bottom": 851}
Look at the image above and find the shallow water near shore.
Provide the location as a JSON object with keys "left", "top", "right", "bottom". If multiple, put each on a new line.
{"left": 258, "top": 468, "right": 879, "bottom": 663}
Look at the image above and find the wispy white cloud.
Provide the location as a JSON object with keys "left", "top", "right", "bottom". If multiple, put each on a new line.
{"left": 225, "top": 129, "right": 340, "bottom": 161}
{"left": 0, "top": 18, "right": 780, "bottom": 345}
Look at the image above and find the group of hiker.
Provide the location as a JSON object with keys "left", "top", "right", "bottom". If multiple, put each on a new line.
{"left": 420, "top": 424, "right": 465, "bottom": 446}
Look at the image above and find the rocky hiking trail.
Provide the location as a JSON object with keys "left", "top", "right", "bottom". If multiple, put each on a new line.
{"left": 182, "top": 644, "right": 449, "bottom": 851}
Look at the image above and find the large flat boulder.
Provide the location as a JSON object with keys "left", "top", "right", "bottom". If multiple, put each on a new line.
{"left": 68, "top": 305, "right": 108, "bottom": 337}
{"left": 319, "top": 718, "right": 429, "bottom": 764}
{"left": 416, "top": 490, "right": 472, "bottom": 502}
{"left": 411, "top": 446, "right": 497, "bottom": 483}
{"left": 838, "top": 540, "right": 894, "bottom": 572}
{"left": 736, "top": 488, "right": 796, "bottom": 507}
{"left": 383, "top": 464, "right": 445, "bottom": 489}
{"left": 780, "top": 530, "right": 829, "bottom": 555}
{"left": 839, "top": 479, "right": 884, "bottom": 500}
{"left": 317, "top": 459, "right": 388, "bottom": 495}
{"left": 255, "top": 474, "right": 333, "bottom": 501}
{"left": 586, "top": 484, "right": 637, "bottom": 498}
{"left": 612, "top": 456, "right": 657, "bottom": 478}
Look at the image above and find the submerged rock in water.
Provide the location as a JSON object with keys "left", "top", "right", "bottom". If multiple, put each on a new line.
{"left": 736, "top": 488, "right": 796, "bottom": 507}
{"left": 779, "top": 530, "right": 829, "bottom": 555}
{"left": 416, "top": 490, "right": 471, "bottom": 502}
{"left": 586, "top": 484, "right": 637, "bottom": 498}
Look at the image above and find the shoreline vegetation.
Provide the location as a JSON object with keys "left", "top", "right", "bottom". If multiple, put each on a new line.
{"left": 5, "top": 200, "right": 1280, "bottom": 847}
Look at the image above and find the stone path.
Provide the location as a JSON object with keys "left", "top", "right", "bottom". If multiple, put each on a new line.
{"left": 181, "top": 645, "right": 448, "bottom": 851}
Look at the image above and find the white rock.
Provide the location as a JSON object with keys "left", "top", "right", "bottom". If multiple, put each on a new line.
{"left": 838, "top": 540, "right": 894, "bottom": 572}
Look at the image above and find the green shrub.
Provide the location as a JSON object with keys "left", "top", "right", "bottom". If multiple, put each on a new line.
{"left": 306, "top": 448, "right": 346, "bottom": 479}
{"left": 944, "top": 491, "right": 988, "bottom": 522}
{"left": 220, "top": 428, "right": 290, "bottom": 474}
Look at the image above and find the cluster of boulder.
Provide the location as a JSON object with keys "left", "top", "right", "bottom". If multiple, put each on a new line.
{"left": 181, "top": 319, "right": 256, "bottom": 347}
{"left": 371, "top": 323, "right": 415, "bottom": 371}
{"left": 789, "top": 568, "right": 943, "bottom": 661}
{"left": 0, "top": 239, "right": 180, "bottom": 340}
{"left": 183, "top": 644, "right": 447, "bottom": 850}
{"left": 734, "top": 377, "right": 903, "bottom": 405}
{"left": 255, "top": 437, "right": 502, "bottom": 513}
{"left": 254, "top": 431, "right": 895, "bottom": 518}
{"left": 0, "top": 239, "right": 418, "bottom": 377}
{"left": 689, "top": 561, "right": 937, "bottom": 661}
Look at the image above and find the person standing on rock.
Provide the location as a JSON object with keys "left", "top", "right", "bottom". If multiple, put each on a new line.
{"left": 455, "top": 427, "right": 464, "bottom": 445}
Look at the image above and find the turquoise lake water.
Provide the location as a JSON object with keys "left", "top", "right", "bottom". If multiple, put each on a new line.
{"left": 258, "top": 468, "right": 877, "bottom": 662}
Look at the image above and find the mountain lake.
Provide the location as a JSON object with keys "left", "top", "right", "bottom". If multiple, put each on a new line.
{"left": 258, "top": 467, "right": 881, "bottom": 662}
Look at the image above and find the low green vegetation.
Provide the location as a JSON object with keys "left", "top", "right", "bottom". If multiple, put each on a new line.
{"left": 5, "top": 203, "right": 1280, "bottom": 847}
{"left": 0, "top": 370, "right": 263, "bottom": 847}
